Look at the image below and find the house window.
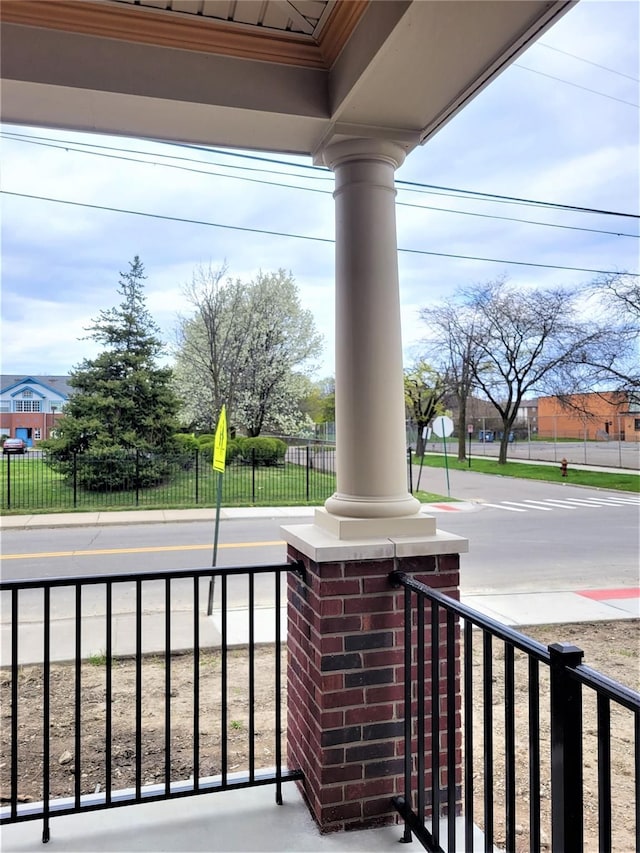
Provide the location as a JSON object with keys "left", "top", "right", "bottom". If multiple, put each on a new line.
{"left": 15, "top": 400, "right": 41, "bottom": 413}
{"left": 635, "top": 419, "right": 640, "bottom": 431}
{"left": 22, "top": 389, "right": 33, "bottom": 398}
{"left": 34, "top": 428, "right": 41, "bottom": 440}
{"left": 0, "top": 404, "right": 9, "bottom": 413}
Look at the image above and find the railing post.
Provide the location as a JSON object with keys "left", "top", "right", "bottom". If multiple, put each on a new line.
{"left": 549, "top": 642, "right": 584, "bottom": 853}
{"left": 195, "top": 448, "right": 199, "bottom": 504}
{"left": 306, "top": 445, "right": 310, "bottom": 501}
{"left": 407, "top": 447, "right": 413, "bottom": 494}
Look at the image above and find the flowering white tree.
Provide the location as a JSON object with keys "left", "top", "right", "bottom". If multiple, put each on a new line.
{"left": 174, "top": 266, "right": 322, "bottom": 436}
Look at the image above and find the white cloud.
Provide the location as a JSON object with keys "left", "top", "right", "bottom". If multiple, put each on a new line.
{"left": 1, "top": 0, "right": 638, "bottom": 381}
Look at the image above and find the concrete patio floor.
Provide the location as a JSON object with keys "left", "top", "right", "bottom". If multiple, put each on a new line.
{"left": 1, "top": 782, "right": 406, "bottom": 852}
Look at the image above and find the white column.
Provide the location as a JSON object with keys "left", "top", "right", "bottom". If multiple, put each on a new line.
{"left": 322, "top": 138, "right": 420, "bottom": 521}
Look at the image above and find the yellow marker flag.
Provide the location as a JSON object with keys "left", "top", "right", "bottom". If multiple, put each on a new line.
{"left": 213, "top": 405, "right": 228, "bottom": 473}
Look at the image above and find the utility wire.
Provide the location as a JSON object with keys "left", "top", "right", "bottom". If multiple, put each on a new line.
{"left": 537, "top": 42, "right": 640, "bottom": 82}
{"left": 3, "top": 190, "right": 636, "bottom": 278}
{"left": 3, "top": 129, "right": 638, "bottom": 220}
{"left": 398, "top": 179, "right": 639, "bottom": 219}
{"left": 514, "top": 63, "right": 639, "bottom": 108}
{"left": 3, "top": 132, "right": 639, "bottom": 234}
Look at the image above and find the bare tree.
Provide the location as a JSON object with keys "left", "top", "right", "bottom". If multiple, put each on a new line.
{"left": 419, "top": 300, "right": 482, "bottom": 461}
{"left": 421, "top": 277, "right": 615, "bottom": 464}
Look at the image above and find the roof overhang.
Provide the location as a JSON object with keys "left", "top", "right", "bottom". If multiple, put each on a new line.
{"left": 0, "top": 0, "right": 575, "bottom": 156}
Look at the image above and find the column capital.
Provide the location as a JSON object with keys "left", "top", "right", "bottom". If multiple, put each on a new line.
{"left": 321, "top": 138, "right": 407, "bottom": 172}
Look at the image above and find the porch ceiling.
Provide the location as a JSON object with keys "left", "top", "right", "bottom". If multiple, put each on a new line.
{"left": 0, "top": 0, "right": 574, "bottom": 156}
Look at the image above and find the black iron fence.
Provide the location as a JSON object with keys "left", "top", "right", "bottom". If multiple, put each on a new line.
{"left": 0, "top": 446, "right": 337, "bottom": 512}
{"left": 0, "top": 562, "right": 304, "bottom": 843}
{"left": 391, "top": 572, "right": 640, "bottom": 853}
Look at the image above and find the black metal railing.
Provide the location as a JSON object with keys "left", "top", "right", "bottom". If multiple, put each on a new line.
{"left": 390, "top": 572, "right": 640, "bottom": 853}
{"left": 0, "top": 562, "right": 304, "bottom": 843}
{"left": 0, "top": 447, "right": 337, "bottom": 512}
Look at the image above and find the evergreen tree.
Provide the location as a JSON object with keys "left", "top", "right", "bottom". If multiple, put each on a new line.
{"left": 44, "top": 257, "right": 180, "bottom": 489}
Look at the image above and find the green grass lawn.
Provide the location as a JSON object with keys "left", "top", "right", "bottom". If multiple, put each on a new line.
{"left": 415, "top": 453, "right": 639, "bottom": 493}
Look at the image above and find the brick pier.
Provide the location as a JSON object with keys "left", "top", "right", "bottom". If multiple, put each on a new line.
{"left": 285, "top": 544, "right": 462, "bottom": 833}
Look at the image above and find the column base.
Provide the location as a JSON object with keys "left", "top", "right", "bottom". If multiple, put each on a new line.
{"left": 314, "top": 507, "right": 435, "bottom": 540}
{"left": 325, "top": 492, "right": 421, "bottom": 519}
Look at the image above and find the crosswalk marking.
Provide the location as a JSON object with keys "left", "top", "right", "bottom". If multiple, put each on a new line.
{"left": 524, "top": 499, "right": 575, "bottom": 509}
{"left": 483, "top": 495, "right": 639, "bottom": 514}
{"left": 502, "top": 500, "right": 553, "bottom": 511}
{"left": 483, "top": 502, "right": 527, "bottom": 512}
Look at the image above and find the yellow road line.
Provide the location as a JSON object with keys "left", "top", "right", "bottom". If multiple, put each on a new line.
{"left": 1, "top": 541, "right": 285, "bottom": 560}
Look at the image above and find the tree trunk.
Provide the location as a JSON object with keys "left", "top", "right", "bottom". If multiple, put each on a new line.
{"left": 457, "top": 401, "right": 467, "bottom": 461}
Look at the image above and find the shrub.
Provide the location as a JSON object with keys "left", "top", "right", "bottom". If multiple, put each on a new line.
{"left": 74, "top": 448, "right": 171, "bottom": 491}
{"left": 238, "top": 437, "right": 287, "bottom": 466}
{"left": 225, "top": 438, "right": 242, "bottom": 463}
{"left": 198, "top": 440, "right": 214, "bottom": 464}
{"left": 198, "top": 437, "right": 242, "bottom": 466}
{"left": 173, "top": 433, "right": 199, "bottom": 454}
{"left": 173, "top": 433, "right": 199, "bottom": 470}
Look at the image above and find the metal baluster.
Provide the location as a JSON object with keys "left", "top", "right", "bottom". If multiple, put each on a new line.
{"left": 165, "top": 578, "right": 172, "bottom": 797}
{"left": 135, "top": 580, "right": 142, "bottom": 800}
{"left": 193, "top": 577, "right": 200, "bottom": 793}
{"left": 10, "top": 589, "right": 19, "bottom": 821}
{"left": 221, "top": 573, "right": 228, "bottom": 787}
{"left": 446, "top": 610, "right": 456, "bottom": 853}
{"left": 42, "top": 587, "right": 50, "bottom": 843}
{"left": 249, "top": 574, "right": 255, "bottom": 783}
{"left": 463, "top": 619, "right": 474, "bottom": 852}
{"left": 505, "top": 644, "right": 516, "bottom": 851}
{"left": 528, "top": 658, "right": 541, "bottom": 853}
{"left": 597, "top": 694, "right": 612, "bottom": 853}
{"left": 74, "top": 585, "right": 82, "bottom": 810}
{"left": 106, "top": 583, "right": 112, "bottom": 806}
{"left": 483, "top": 632, "right": 493, "bottom": 853}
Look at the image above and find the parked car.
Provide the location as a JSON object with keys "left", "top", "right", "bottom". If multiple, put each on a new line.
{"left": 2, "top": 438, "right": 27, "bottom": 455}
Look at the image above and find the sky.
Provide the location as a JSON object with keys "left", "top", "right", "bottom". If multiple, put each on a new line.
{"left": 1, "top": 0, "right": 638, "bottom": 382}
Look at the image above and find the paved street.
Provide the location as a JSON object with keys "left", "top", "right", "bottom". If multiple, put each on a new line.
{"left": 1, "top": 470, "right": 638, "bottom": 663}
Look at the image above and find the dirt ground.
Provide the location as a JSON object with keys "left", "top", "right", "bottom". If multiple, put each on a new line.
{"left": 1, "top": 620, "right": 638, "bottom": 851}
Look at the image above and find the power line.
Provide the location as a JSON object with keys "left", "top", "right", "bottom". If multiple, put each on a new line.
{"left": 397, "top": 179, "right": 639, "bottom": 220}
{"left": 3, "top": 132, "right": 638, "bottom": 237}
{"left": 537, "top": 42, "right": 640, "bottom": 82}
{"left": 3, "top": 130, "right": 638, "bottom": 220}
{"left": 514, "top": 63, "right": 639, "bottom": 108}
{"left": 3, "top": 190, "right": 636, "bottom": 278}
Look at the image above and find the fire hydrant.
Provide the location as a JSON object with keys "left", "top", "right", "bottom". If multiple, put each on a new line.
{"left": 560, "top": 458, "right": 568, "bottom": 478}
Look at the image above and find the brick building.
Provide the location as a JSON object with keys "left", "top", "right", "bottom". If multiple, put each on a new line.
{"left": 537, "top": 392, "right": 640, "bottom": 443}
{"left": 0, "top": 375, "right": 70, "bottom": 446}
